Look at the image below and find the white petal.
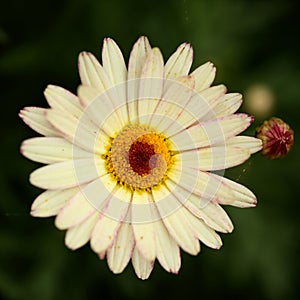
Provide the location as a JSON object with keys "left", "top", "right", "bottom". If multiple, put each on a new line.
{"left": 197, "top": 84, "right": 227, "bottom": 107}
{"left": 152, "top": 185, "right": 200, "bottom": 255}
{"left": 107, "top": 222, "right": 134, "bottom": 274}
{"left": 150, "top": 75, "right": 194, "bottom": 132}
{"left": 128, "top": 36, "right": 151, "bottom": 80}
{"left": 98, "top": 250, "right": 106, "bottom": 260}
{"left": 202, "top": 93, "right": 243, "bottom": 121}
{"left": 186, "top": 194, "right": 233, "bottom": 233}
{"left": 129, "top": 191, "right": 160, "bottom": 224}
{"left": 90, "top": 187, "right": 132, "bottom": 253}
{"left": 131, "top": 192, "right": 156, "bottom": 261}
{"left": 192, "top": 61, "right": 216, "bottom": 92}
{"left": 164, "top": 84, "right": 227, "bottom": 136}
{"left": 127, "top": 36, "right": 152, "bottom": 122}
{"left": 176, "top": 146, "right": 250, "bottom": 171}
{"left": 160, "top": 180, "right": 222, "bottom": 249}
{"left": 164, "top": 43, "right": 193, "bottom": 79}
{"left": 224, "top": 136, "right": 262, "bottom": 154}
{"left": 19, "top": 107, "right": 59, "bottom": 137}
{"left": 91, "top": 215, "right": 119, "bottom": 254}
{"left": 46, "top": 109, "right": 108, "bottom": 154}
{"left": 102, "top": 38, "right": 127, "bottom": 85}
{"left": 65, "top": 211, "right": 99, "bottom": 250}
{"left": 137, "top": 48, "right": 164, "bottom": 124}
{"left": 211, "top": 173, "right": 257, "bottom": 207}
{"left": 31, "top": 187, "right": 80, "bottom": 217}
{"left": 132, "top": 247, "right": 154, "bottom": 280}
{"left": 55, "top": 175, "right": 116, "bottom": 229}
{"left": 169, "top": 114, "right": 253, "bottom": 151}
{"left": 154, "top": 219, "right": 181, "bottom": 273}
{"left": 163, "top": 178, "right": 233, "bottom": 233}
{"left": 169, "top": 165, "right": 257, "bottom": 208}
{"left": 187, "top": 212, "right": 223, "bottom": 249}
{"left": 163, "top": 75, "right": 195, "bottom": 103}
{"left": 30, "top": 158, "right": 106, "bottom": 189}
{"left": 161, "top": 207, "right": 200, "bottom": 255}
{"left": 78, "top": 51, "right": 110, "bottom": 93}
{"left": 168, "top": 166, "right": 235, "bottom": 206}
{"left": 77, "top": 85, "right": 99, "bottom": 107}
{"left": 140, "top": 47, "right": 164, "bottom": 79}
{"left": 78, "top": 52, "right": 128, "bottom": 127}
{"left": 21, "top": 137, "right": 92, "bottom": 164}
{"left": 81, "top": 90, "right": 127, "bottom": 137}
{"left": 190, "top": 84, "right": 226, "bottom": 110}
{"left": 102, "top": 38, "right": 128, "bottom": 125}
{"left": 44, "top": 85, "right": 82, "bottom": 118}
{"left": 101, "top": 180, "right": 133, "bottom": 218}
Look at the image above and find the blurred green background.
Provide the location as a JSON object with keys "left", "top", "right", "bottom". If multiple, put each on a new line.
{"left": 1, "top": 0, "right": 299, "bottom": 299}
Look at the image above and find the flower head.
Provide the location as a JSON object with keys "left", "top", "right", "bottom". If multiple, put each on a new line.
{"left": 20, "top": 36, "right": 262, "bottom": 279}
{"left": 256, "top": 117, "right": 294, "bottom": 159}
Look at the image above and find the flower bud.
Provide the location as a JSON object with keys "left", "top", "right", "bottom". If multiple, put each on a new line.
{"left": 256, "top": 117, "right": 294, "bottom": 159}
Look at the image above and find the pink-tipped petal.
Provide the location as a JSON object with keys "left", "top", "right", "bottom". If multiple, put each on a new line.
{"left": 19, "top": 107, "right": 59, "bottom": 137}
{"left": 65, "top": 212, "right": 99, "bottom": 250}
{"left": 132, "top": 247, "right": 154, "bottom": 280}
{"left": 165, "top": 43, "right": 193, "bottom": 79}
{"left": 192, "top": 61, "right": 216, "bottom": 92}
{"left": 30, "top": 158, "right": 105, "bottom": 190}
{"left": 107, "top": 222, "right": 135, "bottom": 274}
{"left": 21, "top": 137, "right": 92, "bottom": 164}
{"left": 31, "top": 187, "right": 80, "bottom": 217}
{"left": 102, "top": 38, "right": 127, "bottom": 85}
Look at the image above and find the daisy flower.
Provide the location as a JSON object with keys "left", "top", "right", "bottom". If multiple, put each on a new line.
{"left": 20, "top": 36, "right": 262, "bottom": 279}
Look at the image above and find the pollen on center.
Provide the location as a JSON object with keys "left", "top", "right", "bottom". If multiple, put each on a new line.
{"left": 104, "top": 125, "right": 173, "bottom": 191}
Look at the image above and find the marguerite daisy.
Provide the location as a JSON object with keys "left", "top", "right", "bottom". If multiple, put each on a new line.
{"left": 20, "top": 36, "right": 262, "bottom": 279}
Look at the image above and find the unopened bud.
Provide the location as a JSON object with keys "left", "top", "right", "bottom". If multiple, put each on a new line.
{"left": 256, "top": 117, "right": 294, "bottom": 159}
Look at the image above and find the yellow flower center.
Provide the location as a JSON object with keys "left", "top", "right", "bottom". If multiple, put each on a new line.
{"left": 104, "top": 125, "right": 173, "bottom": 191}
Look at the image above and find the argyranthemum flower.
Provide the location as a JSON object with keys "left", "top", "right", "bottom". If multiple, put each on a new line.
{"left": 20, "top": 36, "right": 262, "bottom": 279}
